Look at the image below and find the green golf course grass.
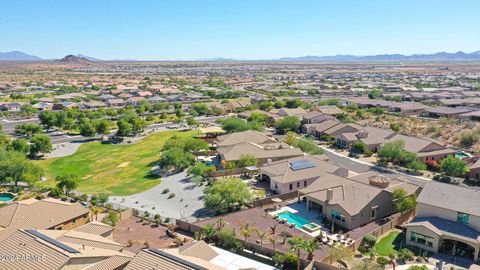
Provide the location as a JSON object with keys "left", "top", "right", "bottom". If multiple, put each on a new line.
{"left": 35, "top": 130, "right": 196, "bottom": 196}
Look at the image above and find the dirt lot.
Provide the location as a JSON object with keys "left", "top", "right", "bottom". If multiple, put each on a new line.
{"left": 113, "top": 216, "right": 192, "bottom": 253}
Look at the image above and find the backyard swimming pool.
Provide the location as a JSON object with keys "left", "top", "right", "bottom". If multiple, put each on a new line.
{"left": 278, "top": 211, "right": 311, "bottom": 229}
{"left": 455, "top": 152, "right": 469, "bottom": 159}
{"left": 0, "top": 193, "right": 15, "bottom": 202}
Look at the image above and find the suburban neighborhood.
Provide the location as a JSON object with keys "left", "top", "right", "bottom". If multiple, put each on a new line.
{"left": 2, "top": 1, "right": 480, "bottom": 270}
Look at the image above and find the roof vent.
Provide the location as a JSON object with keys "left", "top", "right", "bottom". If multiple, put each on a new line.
{"left": 369, "top": 175, "right": 391, "bottom": 188}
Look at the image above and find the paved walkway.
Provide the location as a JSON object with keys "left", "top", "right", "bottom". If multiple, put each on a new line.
{"left": 109, "top": 171, "right": 210, "bottom": 222}
{"left": 45, "top": 142, "right": 82, "bottom": 158}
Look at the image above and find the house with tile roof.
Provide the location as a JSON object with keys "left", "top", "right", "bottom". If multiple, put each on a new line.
{"left": 0, "top": 228, "right": 132, "bottom": 270}
{"left": 298, "top": 171, "right": 420, "bottom": 230}
{"left": 405, "top": 181, "right": 480, "bottom": 262}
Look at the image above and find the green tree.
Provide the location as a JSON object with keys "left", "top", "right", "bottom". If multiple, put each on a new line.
{"left": 407, "top": 160, "right": 427, "bottom": 172}
{"left": 116, "top": 119, "right": 133, "bottom": 137}
{"left": 204, "top": 178, "right": 252, "bottom": 212}
{"left": 288, "top": 237, "right": 305, "bottom": 270}
{"left": 159, "top": 147, "right": 195, "bottom": 171}
{"left": 219, "top": 117, "right": 249, "bottom": 133}
{"left": 353, "top": 141, "right": 366, "bottom": 152}
{"left": 440, "top": 156, "right": 469, "bottom": 177}
{"left": 0, "top": 150, "right": 42, "bottom": 186}
{"left": 30, "top": 134, "right": 52, "bottom": 157}
{"left": 302, "top": 238, "right": 322, "bottom": 261}
{"left": 79, "top": 122, "right": 96, "bottom": 137}
{"left": 237, "top": 154, "right": 257, "bottom": 168}
{"left": 55, "top": 173, "right": 79, "bottom": 195}
{"left": 39, "top": 111, "right": 57, "bottom": 130}
{"left": 96, "top": 120, "right": 111, "bottom": 139}
{"left": 8, "top": 139, "right": 30, "bottom": 155}
{"left": 276, "top": 116, "right": 300, "bottom": 134}
{"left": 392, "top": 188, "right": 417, "bottom": 213}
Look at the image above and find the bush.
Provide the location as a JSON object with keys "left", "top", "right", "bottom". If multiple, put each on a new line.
{"left": 358, "top": 246, "right": 368, "bottom": 254}
{"left": 376, "top": 256, "right": 389, "bottom": 266}
{"left": 460, "top": 131, "right": 480, "bottom": 148}
{"left": 363, "top": 234, "right": 377, "bottom": 247}
{"left": 162, "top": 188, "right": 170, "bottom": 194}
{"left": 364, "top": 150, "right": 374, "bottom": 157}
{"left": 168, "top": 193, "right": 176, "bottom": 199}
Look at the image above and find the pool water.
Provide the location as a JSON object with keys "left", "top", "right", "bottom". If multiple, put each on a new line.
{"left": 455, "top": 153, "right": 468, "bottom": 159}
{"left": 278, "top": 211, "right": 311, "bottom": 229}
{"left": 0, "top": 193, "right": 15, "bottom": 202}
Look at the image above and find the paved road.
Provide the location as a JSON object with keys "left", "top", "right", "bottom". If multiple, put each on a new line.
{"left": 0, "top": 118, "right": 40, "bottom": 133}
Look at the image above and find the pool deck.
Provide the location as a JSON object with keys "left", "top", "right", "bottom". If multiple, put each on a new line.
{"left": 269, "top": 203, "right": 328, "bottom": 237}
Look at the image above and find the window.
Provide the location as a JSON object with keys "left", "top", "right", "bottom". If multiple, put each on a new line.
{"left": 331, "top": 211, "right": 346, "bottom": 222}
{"left": 371, "top": 208, "right": 377, "bottom": 219}
{"left": 457, "top": 212, "right": 470, "bottom": 225}
{"left": 274, "top": 184, "right": 278, "bottom": 189}
{"left": 289, "top": 184, "right": 293, "bottom": 190}
{"left": 410, "top": 232, "right": 433, "bottom": 247}
{"left": 304, "top": 181, "right": 307, "bottom": 187}
{"left": 297, "top": 182, "right": 300, "bottom": 188}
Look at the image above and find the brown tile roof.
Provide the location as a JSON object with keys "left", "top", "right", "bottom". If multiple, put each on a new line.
{"left": 124, "top": 249, "right": 222, "bottom": 270}
{"left": 216, "top": 130, "right": 276, "bottom": 147}
{"left": 178, "top": 241, "right": 219, "bottom": 261}
{"left": 0, "top": 198, "right": 89, "bottom": 240}
{"left": 84, "top": 255, "right": 131, "bottom": 270}
{"left": 218, "top": 142, "right": 303, "bottom": 162}
{"left": 260, "top": 155, "right": 340, "bottom": 184}
{"left": 73, "top": 221, "right": 114, "bottom": 236}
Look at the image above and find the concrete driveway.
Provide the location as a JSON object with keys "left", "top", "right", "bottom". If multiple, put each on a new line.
{"left": 109, "top": 171, "right": 211, "bottom": 222}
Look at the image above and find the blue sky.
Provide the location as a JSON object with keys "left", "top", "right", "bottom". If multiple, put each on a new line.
{"left": 1, "top": 0, "right": 479, "bottom": 60}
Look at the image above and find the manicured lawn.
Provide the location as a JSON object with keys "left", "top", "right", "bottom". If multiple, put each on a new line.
{"left": 35, "top": 130, "right": 196, "bottom": 196}
{"left": 374, "top": 230, "right": 404, "bottom": 256}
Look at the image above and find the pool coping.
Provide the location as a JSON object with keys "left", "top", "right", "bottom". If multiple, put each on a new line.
{"left": 269, "top": 206, "right": 326, "bottom": 237}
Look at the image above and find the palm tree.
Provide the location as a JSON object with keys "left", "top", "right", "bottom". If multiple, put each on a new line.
{"left": 90, "top": 206, "right": 101, "bottom": 221}
{"left": 270, "top": 221, "right": 278, "bottom": 235}
{"left": 202, "top": 224, "right": 217, "bottom": 243}
{"left": 239, "top": 222, "right": 252, "bottom": 244}
{"left": 268, "top": 234, "right": 278, "bottom": 253}
{"left": 288, "top": 237, "right": 305, "bottom": 270}
{"left": 280, "top": 231, "right": 293, "bottom": 244}
{"left": 302, "top": 239, "right": 322, "bottom": 261}
{"left": 253, "top": 228, "right": 266, "bottom": 247}
{"left": 215, "top": 218, "right": 226, "bottom": 230}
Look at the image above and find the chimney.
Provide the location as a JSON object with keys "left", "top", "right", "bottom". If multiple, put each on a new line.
{"left": 326, "top": 189, "right": 333, "bottom": 202}
{"left": 267, "top": 159, "right": 272, "bottom": 164}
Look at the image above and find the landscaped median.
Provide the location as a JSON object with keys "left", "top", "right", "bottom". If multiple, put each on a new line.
{"left": 34, "top": 130, "right": 196, "bottom": 196}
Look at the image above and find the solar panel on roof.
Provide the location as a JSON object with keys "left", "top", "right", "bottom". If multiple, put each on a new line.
{"left": 289, "top": 160, "right": 316, "bottom": 171}
{"left": 26, "top": 229, "right": 80, "bottom": 254}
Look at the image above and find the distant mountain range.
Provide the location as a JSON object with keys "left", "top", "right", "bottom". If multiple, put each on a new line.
{"left": 274, "top": 51, "right": 480, "bottom": 62}
{"left": 1, "top": 50, "right": 480, "bottom": 62}
{"left": 0, "top": 51, "right": 102, "bottom": 61}
{"left": 0, "top": 51, "right": 42, "bottom": 61}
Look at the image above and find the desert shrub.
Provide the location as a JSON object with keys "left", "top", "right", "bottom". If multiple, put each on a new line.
{"left": 168, "top": 193, "right": 176, "bottom": 199}
{"left": 376, "top": 256, "right": 389, "bottom": 266}
{"left": 363, "top": 234, "right": 377, "bottom": 247}
{"left": 162, "top": 188, "right": 170, "bottom": 194}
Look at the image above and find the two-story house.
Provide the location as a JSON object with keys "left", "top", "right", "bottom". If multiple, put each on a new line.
{"left": 405, "top": 182, "right": 480, "bottom": 262}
